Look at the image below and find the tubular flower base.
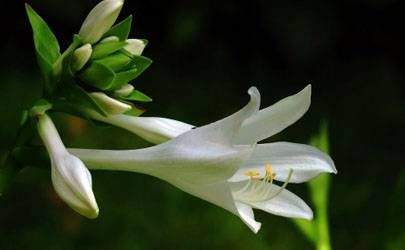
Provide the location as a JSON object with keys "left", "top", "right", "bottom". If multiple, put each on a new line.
{"left": 71, "top": 85, "right": 336, "bottom": 233}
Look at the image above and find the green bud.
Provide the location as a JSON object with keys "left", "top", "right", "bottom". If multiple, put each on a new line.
{"left": 79, "top": 0, "right": 124, "bottom": 44}
{"left": 89, "top": 92, "right": 132, "bottom": 114}
{"left": 113, "top": 84, "right": 134, "bottom": 96}
{"left": 71, "top": 43, "right": 92, "bottom": 71}
{"left": 123, "top": 39, "right": 145, "bottom": 56}
{"left": 99, "top": 36, "right": 120, "bottom": 44}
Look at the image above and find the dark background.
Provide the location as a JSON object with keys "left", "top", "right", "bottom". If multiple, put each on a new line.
{"left": 1, "top": 0, "right": 405, "bottom": 249}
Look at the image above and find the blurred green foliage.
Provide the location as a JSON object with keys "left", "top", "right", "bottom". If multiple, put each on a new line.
{"left": 1, "top": 0, "right": 405, "bottom": 249}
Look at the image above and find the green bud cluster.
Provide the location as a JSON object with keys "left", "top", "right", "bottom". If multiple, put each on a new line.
{"left": 25, "top": 0, "right": 152, "bottom": 119}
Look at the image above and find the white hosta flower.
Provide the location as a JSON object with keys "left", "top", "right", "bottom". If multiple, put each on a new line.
{"left": 90, "top": 92, "right": 132, "bottom": 115}
{"left": 37, "top": 114, "right": 99, "bottom": 218}
{"left": 123, "top": 39, "right": 146, "bottom": 56}
{"left": 71, "top": 43, "right": 92, "bottom": 71}
{"left": 71, "top": 85, "right": 336, "bottom": 232}
{"left": 78, "top": 0, "right": 124, "bottom": 44}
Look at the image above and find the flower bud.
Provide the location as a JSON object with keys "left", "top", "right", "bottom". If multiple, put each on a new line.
{"left": 79, "top": 0, "right": 124, "bottom": 44}
{"left": 71, "top": 43, "right": 92, "bottom": 71}
{"left": 99, "top": 36, "right": 120, "bottom": 44}
{"left": 37, "top": 114, "right": 99, "bottom": 218}
{"left": 90, "top": 92, "right": 132, "bottom": 114}
{"left": 113, "top": 84, "right": 134, "bottom": 96}
{"left": 123, "top": 39, "right": 146, "bottom": 56}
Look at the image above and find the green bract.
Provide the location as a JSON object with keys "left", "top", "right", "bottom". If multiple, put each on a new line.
{"left": 25, "top": 4, "right": 60, "bottom": 92}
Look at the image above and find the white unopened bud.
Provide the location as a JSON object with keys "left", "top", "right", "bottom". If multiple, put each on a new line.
{"left": 123, "top": 39, "right": 146, "bottom": 56}
{"left": 79, "top": 0, "right": 124, "bottom": 44}
{"left": 113, "top": 84, "right": 134, "bottom": 96}
{"left": 37, "top": 114, "right": 99, "bottom": 218}
{"left": 71, "top": 44, "right": 92, "bottom": 71}
{"left": 90, "top": 92, "right": 132, "bottom": 114}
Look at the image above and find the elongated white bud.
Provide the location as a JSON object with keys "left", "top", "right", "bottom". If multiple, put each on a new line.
{"left": 90, "top": 92, "right": 132, "bottom": 114}
{"left": 71, "top": 43, "right": 92, "bottom": 71}
{"left": 123, "top": 39, "right": 145, "bottom": 56}
{"left": 37, "top": 114, "right": 99, "bottom": 218}
{"left": 79, "top": 0, "right": 124, "bottom": 44}
{"left": 87, "top": 110, "right": 194, "bottom": 144}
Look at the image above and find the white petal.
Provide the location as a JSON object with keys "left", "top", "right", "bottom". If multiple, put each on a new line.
{"left": 235, "top": 201, "right": 261, "bottom": 233}
{"left": 79, "top": 0, "right": 124, "bottom": 44}
{"left": 235, "top": 85, "right": 311, "bottom": 144}
{"left": 193, "top": 86, "right": 260, "bottom": 145}
{"left": 230, "top": 142, "right": 336, "bottom": 183}
{"left": 251, "top": 184, "right": 313, "bottom": 220}
{"left": 52, "top": 155, "right": 99, "bottom": 219}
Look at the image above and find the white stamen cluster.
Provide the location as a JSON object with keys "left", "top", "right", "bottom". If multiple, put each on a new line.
{"left": 233, "top": 166, "right": 293, "bottom": 203}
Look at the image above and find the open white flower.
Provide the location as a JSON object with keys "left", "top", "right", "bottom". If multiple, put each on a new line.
{"left": 37, "top": 114, "right": 99, "bottom": 218}
{"left": 71, "top": 85, "right": 336, "bottom": 232}
{"left": 78, "top": 0, "right": 124, "bottom": 44}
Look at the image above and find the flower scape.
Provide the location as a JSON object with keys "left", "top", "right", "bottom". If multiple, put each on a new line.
{"left": 11, "top": 0, "right": 337, "bottom": 234}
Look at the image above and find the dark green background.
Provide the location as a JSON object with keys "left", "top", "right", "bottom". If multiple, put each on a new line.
{"left": 1, "top": 0, "right": 404, "bottom": 249}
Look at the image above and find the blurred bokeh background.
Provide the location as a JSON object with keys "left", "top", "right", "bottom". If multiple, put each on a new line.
{"left": 1, "top": 0, "right": 405, "bottom": 249}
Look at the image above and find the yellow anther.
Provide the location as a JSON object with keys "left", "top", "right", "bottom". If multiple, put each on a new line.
{"left": 265, "top": 162, "right": 276, "bottom": 182}
{"left": 244, "top": 171, "right": 260, "bottom": 179}
{"left": 265, "top": 163, "right": 272, "bottom": 176}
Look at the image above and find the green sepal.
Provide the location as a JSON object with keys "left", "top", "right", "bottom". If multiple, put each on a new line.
{"left": 129, "top": 55, "right": 153, "bottom": 76}
{"left": 29, "top": 99, "right": 53, "bottom": 117}
{"left": 141, "top": 39, "right": 149, "bottom": 46}
{"left": 52, "top": 83, "right": 107, "bottom": 116}
{"left": 95, "top": 52, "right": 132, "bottom": 72}
{"left": 109, "top": 68, "right": 138, "bottom": 90}
{"left": 103, "top": 15, "right": 132, "bottom": 41}
{"left": 108, "top": 55, "right": 152, "bottom": 89}
{"left": 119, "top": 89, "right": 152, "bottom": 102}
{"left": 79, "top": 62, "right": 116, "bottom": 90}
{"left": 91, "top": 41, "right": 128, "bottom": 60}
{"left": 25, "top": 4, "right": 60, "bottom": 91}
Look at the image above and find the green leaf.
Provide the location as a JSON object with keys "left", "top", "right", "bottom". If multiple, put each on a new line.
{"left": 79, "top": 62, "right": 116, "bottom": 90}
{"left": 103, "top": 15, "right": 133, "bottom": 41}
{"left": 91, "top": 41, "right": 128, "bottom": 59}
{"left": 119, "top": 89, "right": 152, "bottom": 102}
{"left": 25, "top": 4, "right": 60, "bottom": 86}
{"left": 53, "top": 83, "right": 107, "bottom": 116}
